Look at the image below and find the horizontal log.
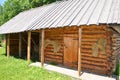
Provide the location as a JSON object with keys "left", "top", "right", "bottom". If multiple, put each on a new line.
{"left": 81, "top": 56, "right": 108, "bottom": 62}
{"left": 82, "top": 67, "right": 107, "bottom": 74}
{"left": 45, "top": 54, "right": 63, "bottom": 59}
{"left": 81, "top": 63, "right": 107, "bottom": 71}
{"left": 45, "top": 52, "right": 63, "bottom": 56}
{"left": 82, "top": 35, "right": 106, "bottom": 39}
{"left": 81, "top": 49, "right": 111, "bottom": 55}
{"left": 81, "top": 53, "right": 108, "bottom": 58}
{"left": 82, "top": 60, "right": 108, "bottom": 67}
{"left": 82, "top": 28, "right": 106, "bottom": 31}
{"left": 82, "top": 45, "right": 111, "bottom": 50}
{"left": 45, "top": 49, "right": 63, "bottom": 52}
{"left": 82, "top": 30, "right": 106, "bottom": 32}
{"left": 10, "top": 39, "right": 19, "bottom": 40}
{"left": 81, "top": 42, "right": 95, "bottom": 45}
{"left": 82, "top": 39, "right": 98, "bottom": 42}
{"left": 81, "top": 45, "right": 93, "bottom": 49}
{"left": 81, "top": 25, "right": 106, "bottom": 29}
{"left": 45, "top": 58, "right": 63, "bottom": 63}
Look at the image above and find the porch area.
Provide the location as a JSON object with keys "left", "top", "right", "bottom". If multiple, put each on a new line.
{"left": 29, "top": 62, "right": 116, "bottom": 80}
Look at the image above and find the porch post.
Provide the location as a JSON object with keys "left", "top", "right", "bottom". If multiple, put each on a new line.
{"left": 39, "top": 32, "right": 41, "bottom": 62}
{"left": 7, "top": 34, "right": 10, "bottom": 58}
{"left": 78, "top": 28, "right": 82, "bottom": 76}
{"left": 19, "top": 33, "right": 22, "bottom": 57}
{"left": 41, "top": 30, "right": 45, "bottom": 66}
{"left": 27, "top": 31, "right": 31, "bottom": 62}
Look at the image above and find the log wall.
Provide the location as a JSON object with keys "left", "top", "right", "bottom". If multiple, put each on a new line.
{"left": 10, "top": 33, "right": 19, "bottom": 55}
{"left": 9, "top": 32, "right": 39, "bottom": 56}
{"left": 81, "top": 26, "right": 113, "bottom": 75}
{"left": 44, "top": 25, "right": 113, "bottom": 75}
{"left": 44, "top": 27, "right": 79, "bottom": 64}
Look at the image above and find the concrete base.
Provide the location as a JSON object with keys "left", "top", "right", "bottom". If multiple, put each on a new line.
{"left": 29, "top": 62, "right": 116, "bottom": 80}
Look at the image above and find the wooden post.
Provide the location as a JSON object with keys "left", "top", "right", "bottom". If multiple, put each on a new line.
{"left": 6, "top": 35, "right": 7, "bottom": 56}
{"left": 19, "top": 33, "right": 22, "bottom": 57}
{"left": 78, "top": 28, "right": 82, "bottom": 76}
{"left": 7, "top": 34, "right": 10, "bottom": 58}
{"left": 41, "top": 30, "right": 45, "bottom": 66}
{"left": 39, "top": 32, "right": 41, "bottom": 62}
{"left": 27, "top": 31, "right": 31, "bottom": 62}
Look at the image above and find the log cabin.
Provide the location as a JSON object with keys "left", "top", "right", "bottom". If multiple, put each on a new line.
{"left": 0, "top": 0, "right": 120, "bottom": 76}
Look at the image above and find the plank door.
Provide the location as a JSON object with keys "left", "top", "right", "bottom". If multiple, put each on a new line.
{"left": 64, "top": 34, "right": 78, "bottom": 68}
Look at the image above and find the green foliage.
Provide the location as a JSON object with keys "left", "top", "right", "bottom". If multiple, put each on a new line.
{"left": 0, "top": 0, "right": 60, "bottom": 26}
{"left": 115, "top": 63, "right": 120, "bottom": 76}
{"left": 0, "top": 47, "right": 71, "bottom": 80}
{"left": 0, "top": 5, "right": 4, "bottom": 25}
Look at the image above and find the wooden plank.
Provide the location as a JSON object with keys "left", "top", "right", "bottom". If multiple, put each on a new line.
{"left": 7, "top": 34, "right": 10, "bottom": 58}
{"left": 63, "top": 34, "right": 78, "bottom": 68}
{"left": 78, "top": 28, "right": 82, "bottom": 76}
{"left": 19, "top": 33, "right": 22, "bottom": 57}
{"left": 64, "top": 35, "right": 73, "bottom": 67}
{"left": 41, "top": 30, "right": 45, "bottom": 66}
{"left": 27, "top": 31, "right": 31, "bottom": 62}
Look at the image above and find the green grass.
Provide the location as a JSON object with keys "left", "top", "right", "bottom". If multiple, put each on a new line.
{"left": 115, "top": 63, "right": 120, "bottom": 76}
{"left": 0, "top": 44, "right": 72, "bottom": 80}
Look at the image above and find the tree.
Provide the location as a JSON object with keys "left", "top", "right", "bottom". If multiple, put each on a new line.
{"left": 0, "top": 0, "right": 59, "bottom": 26}
{"left": 0, "top": 5, "right": 4, "bottom": 25}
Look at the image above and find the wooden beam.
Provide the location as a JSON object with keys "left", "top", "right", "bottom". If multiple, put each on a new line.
{"left": 27, "top": 31, "right": 31, "bottom": 62}
{"left": 6, "top": 35, "right": 7, "bottom": 56}
{"left": 39, "top": 32, "right": 41, "bottom": 62}
{"left": 41, "top": 30, "right": 45, "bottom": 66}
{"left": 78, "top": 28, "right": 82, "bottom": 76}
{"left": 19, "top": 33, "right": 22, "bottom": 57}
{"left": 7, "top": 34, "right": 10, "bottom": 58}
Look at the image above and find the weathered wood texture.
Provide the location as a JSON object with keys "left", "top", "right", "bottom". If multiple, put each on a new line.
{"left": 64, "top": 34, "right": 78, "bottom": 68}
{"left": 10, "top": 33, "right": 19, "bottom": 55}
{"left": 9, "top": 25, "right": 114, "bottom": 75}
{"left": 111, "top": 30, "right": 120, "bottom": 73}
{"left": 9, "top": 32, "right": 39, "bottom": 59}
{"left": 9, "top": 33, "right": 28, "bottom": 56}
{"left": 44, "top": 26, "right": 113, "bottom": 75}
{"left": 7, "top": 34, "right": 10, "bottom": 58}
{"left": 41, "top": 30, "right": 45, "bottom": 66}
{"left": 78, "top": 28, "right": 82, "bottom": 76}
{"left": 19, "top": 33, "right": 22, "bottom": 57}
{"left": 27, "top": 31, "right": 31, "bottom": 62}
{"left": 44, "top": 27, "right": 79, "bottom": 66}
{"left": 81, "top": 26, "right": 113, "bottom": 75}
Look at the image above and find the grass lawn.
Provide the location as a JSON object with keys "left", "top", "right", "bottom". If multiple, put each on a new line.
{"left": 115, "top": 63, "right": 120, "bottom": 76}
{"left": 0, "top": 44, "right": 72, "bottom": 80}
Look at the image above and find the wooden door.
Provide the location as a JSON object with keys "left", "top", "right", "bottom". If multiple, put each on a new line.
{"left": 64, "top": 34, "right": 78, "bottom": 68}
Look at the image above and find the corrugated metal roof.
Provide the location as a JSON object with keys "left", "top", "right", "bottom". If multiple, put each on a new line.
{"left": 0, "top": 0, "right": 120, "bottom": 34}
{"left": 0, "top": 3, "right": 55, "bottom": 34}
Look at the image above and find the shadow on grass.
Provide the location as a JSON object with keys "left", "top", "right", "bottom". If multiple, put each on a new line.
{"left": 1, "top": 52, "right": 40, "bottom": 62}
